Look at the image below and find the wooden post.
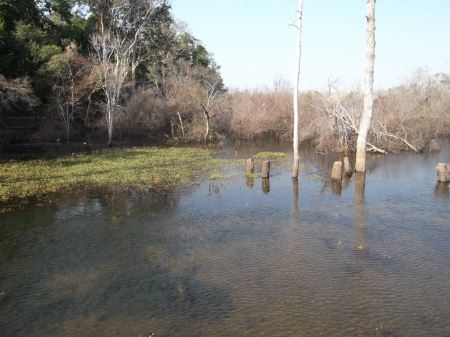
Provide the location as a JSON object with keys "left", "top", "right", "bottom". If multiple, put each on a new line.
{"left": 343, "top": 157, "right": 353, "bottom": 177}
{"left": 0, "top": 292, "right": 5, "bottom": 301}
{"left": 261, "top": 160, "right": 271, "bottom": 179}
{"left": 331, "top": 161, "right": 343, "bottom": 181}
{"left": 436, "top": 163, "right": 449, "bottom": 182}
{"left": 245, "top": 158, "right": 255, "bottom": 175}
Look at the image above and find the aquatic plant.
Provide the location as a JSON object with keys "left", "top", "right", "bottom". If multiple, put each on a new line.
{"left": 0, "top": 147, "right": 234, "bottom": 210}
{"left": 253, "top": 151, "right": 288, "bottom": 160}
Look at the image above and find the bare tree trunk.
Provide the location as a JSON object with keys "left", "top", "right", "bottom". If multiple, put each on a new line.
{"left": 177, "top": 111, "right": 185, "bottom": 137}
{"left": 131, "top": 57, "right": 137, "bottom": 89}
{"left": 107, "top": 107, "right": 113, "bottom": 147}
{"left": 355, "top": 0, "right": 376, "bottom": 173}
{"left": 204, "top": 113, "right": 209, "bottom": 143}
{"left": 292, "top": 0, "right": 304, "bottom": 178}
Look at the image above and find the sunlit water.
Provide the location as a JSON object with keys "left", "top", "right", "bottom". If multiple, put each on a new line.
{"left": 1, "top": 143, "right": 449, "bottom": 337}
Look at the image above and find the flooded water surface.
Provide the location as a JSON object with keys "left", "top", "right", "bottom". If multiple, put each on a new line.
{"left": 1, "top": 144, "right": 450, "bottom": 337}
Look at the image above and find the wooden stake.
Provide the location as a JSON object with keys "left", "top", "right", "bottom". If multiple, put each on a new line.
{"left": 331, "top": 161, "right": 343, "bottom": 181}
{"left": 261, "top": 160, "right": 271, "bottom": 179}
{"left": 245, "top": 158, "right": 255, "bottom": 175}
{"left": 436, "top": 163, "right": 449, "bottom": 182}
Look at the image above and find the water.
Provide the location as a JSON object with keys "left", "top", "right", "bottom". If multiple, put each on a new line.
{"left": 1, "top": 144, "right": 449, "bottom": 337}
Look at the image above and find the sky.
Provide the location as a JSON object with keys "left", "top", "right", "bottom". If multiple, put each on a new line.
{"left": 171, "top": 0, "right": 450, "bottom": 90}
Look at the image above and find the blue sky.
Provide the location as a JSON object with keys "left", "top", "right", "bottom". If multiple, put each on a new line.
{"left": 171, "top": 0, "right": 450, "bottom": 90}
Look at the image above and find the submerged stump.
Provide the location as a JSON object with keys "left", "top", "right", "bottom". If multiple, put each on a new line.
{"left": 245, "top": 158, "right": 255, "bottom": 175}
{"left": 436, "top": 163, "right": 449, "bottom": 182}
{"left": 261, "top": 160, "right": 271, "bottom": 179}
{"left": 331, "top": 161, "right": 343, "bottom": 181}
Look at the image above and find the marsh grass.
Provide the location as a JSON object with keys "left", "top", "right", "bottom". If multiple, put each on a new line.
{"left": 252, "top": 151, "right": 288, "bottom": 160}
{"left": 0, "top": 147, "right": 236, "bottom": 210}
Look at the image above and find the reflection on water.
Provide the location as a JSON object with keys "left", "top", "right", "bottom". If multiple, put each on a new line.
{"left": 435, "top": 182, "right": 449, "bottom": 198}
{"left": 354, "top": 173, "right": 368, "bottom": 252}
{"left": 262, "top": 178, "right": 270, "bottom": 194}
{"left": 245, "top": 176, "right": 254, "bottom": 189}
{"left": 1, "top": 143, "right": 450, "bottom": 337}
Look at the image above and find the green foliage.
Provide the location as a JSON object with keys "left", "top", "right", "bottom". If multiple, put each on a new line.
{"left": 0, "top": 0, "right": 224, "bottom": 144}
{"left": 43, "top": 0, "right": 73, "bottom": 22}
{"left": 46, "top": 53, "right": 71, "bottom": 77}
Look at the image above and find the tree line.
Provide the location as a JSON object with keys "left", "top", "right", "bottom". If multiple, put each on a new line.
{"left": 0, "top": 0, "right": 223, "bottom": 145}
{"left": 1, "top": 0, "right": 449, "bottom": 158}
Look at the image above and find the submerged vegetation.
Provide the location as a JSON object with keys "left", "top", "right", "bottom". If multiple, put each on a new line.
{"left": 252, "top": 151, "right": 288, "bottom": 160}
{"left": 0, "top": 147, "right": 228, "bottom": 208}
{"left": 0, "top": 148, "right": 293, "bottom": 210}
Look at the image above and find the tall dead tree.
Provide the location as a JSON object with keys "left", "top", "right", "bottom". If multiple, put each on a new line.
{"left": 355, "top": 0, "right": 376, "bottom": 172}
{"left": 292, "top": 0, "right": 304, "bottom": 178}
{"left": 200, "top": 79, "right": 221, "bottom": 142}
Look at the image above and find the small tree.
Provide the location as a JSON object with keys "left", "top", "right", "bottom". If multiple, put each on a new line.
{"left": 355, "top": 0, "right": 376, "bottom": 172}
{"left": 91, "top": 1, "right": 151, "bottom": 146}
{"left": 197, "top": 78, "right": 222, "bottom": 142}
{"left": 292, "top": 0, "right": 304, "bottom": 178}
{"left": 47, "top": 44, "right": 87, "bottom": 141}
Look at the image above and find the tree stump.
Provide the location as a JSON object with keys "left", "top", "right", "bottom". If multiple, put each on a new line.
{"left": 436, "top": 163, "right": 449, "bottom": 182}
{"left": 261, "top": 160, "right": 271, "bottom": 179}
{"left": 343, "top": 157, "right": 353, "bottom": 177}
{"left": 331, "top": 161, "right": 343, "bottom": 181}
{"left": 245, "top": 158, "right": 255, "bottom": 175}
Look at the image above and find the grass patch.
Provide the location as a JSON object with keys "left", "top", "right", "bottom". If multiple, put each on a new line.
{"left": 245, "top": 172, "right": 260, "bottom": 179}
{"left": 0, "top": 147, "right": 233, "bottom": 209}
{"left": 253, "top": 151, "right": 288, "bottom": 160}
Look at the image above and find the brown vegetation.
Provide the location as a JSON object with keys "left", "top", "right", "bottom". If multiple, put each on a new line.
{"left": 225, "top": 72, "right": 450, "bottom": 153}
{"left": 2, "top": 69, "right": 449, "bottom": 154}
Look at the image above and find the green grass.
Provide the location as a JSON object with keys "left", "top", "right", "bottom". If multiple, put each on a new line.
{"left": 252, "top": 151, "right": 288, "bottom": 160}
{"left": 0, "top": 147, "right": 232, "bottom": 208}
{"left": 245, "top": 172, "right": 260, "bottom": 179}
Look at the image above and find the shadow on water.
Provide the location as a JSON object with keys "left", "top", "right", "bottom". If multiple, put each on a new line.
{"left": 354, "top": 172, "right": 368, "bottom": 253}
